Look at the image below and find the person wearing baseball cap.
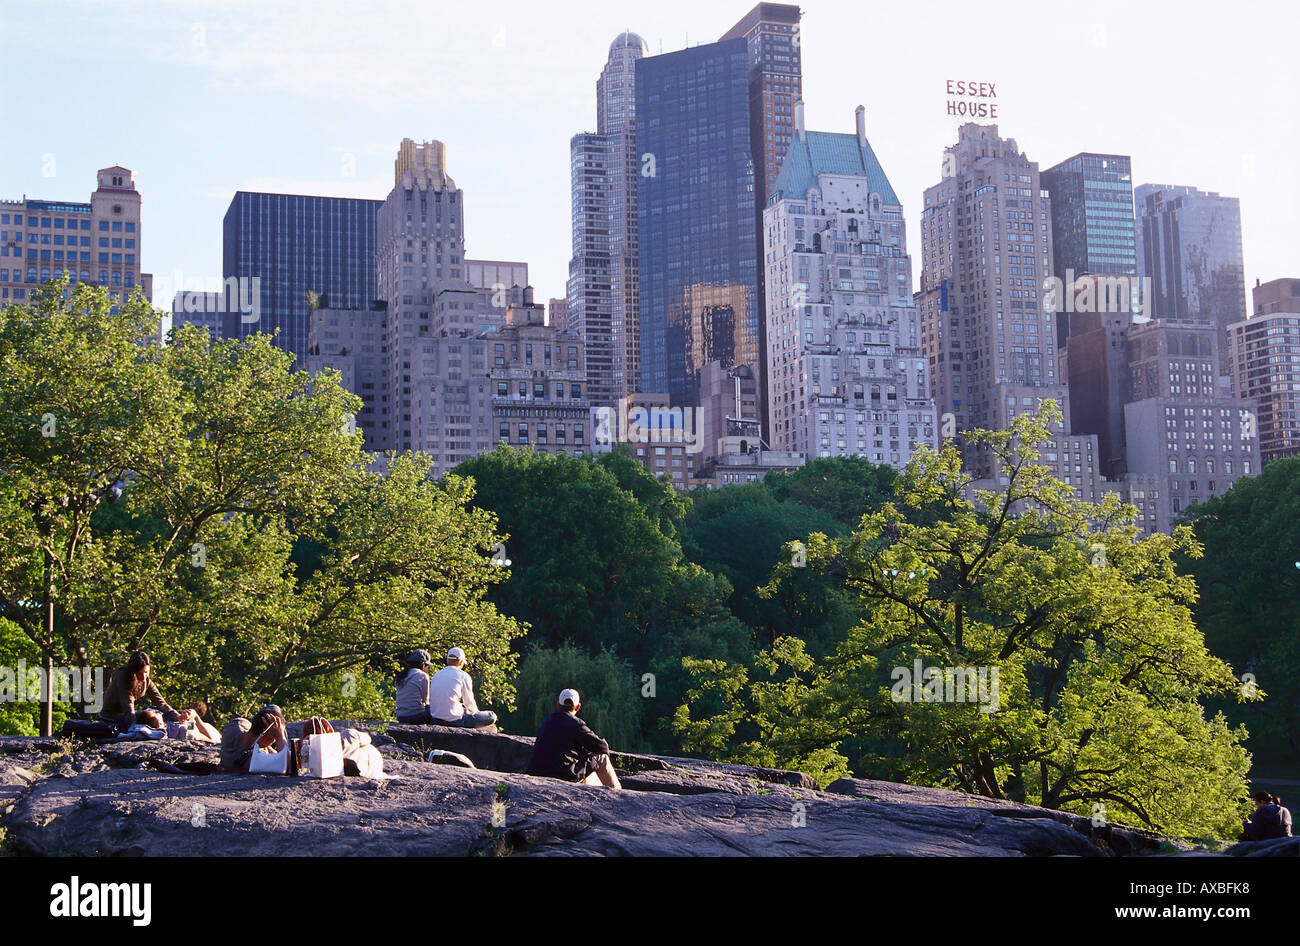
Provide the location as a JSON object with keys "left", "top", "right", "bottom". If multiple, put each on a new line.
{"left": 394, "top": 650, "right": 435, "bottom": 724}
{"left": 525, "top": 688, "right": 622, "bottom": 789}
{"left": 425, "top": 647, "right": 498, "bottom": 728}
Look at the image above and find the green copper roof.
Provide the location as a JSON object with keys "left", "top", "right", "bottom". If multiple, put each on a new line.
{"left": 771, "top": 131, "right": 899, "bottom": 206}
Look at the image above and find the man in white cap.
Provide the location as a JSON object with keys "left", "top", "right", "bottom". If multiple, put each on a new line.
{"left": 426, "top": 647, "right": 498, "bottom": 728}
{"left": 525, "top": 688, "right": 622, "bottom": 789}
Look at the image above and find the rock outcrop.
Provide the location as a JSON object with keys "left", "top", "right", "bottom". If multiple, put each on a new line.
{"left": 0, "top": 725, "right": 1269, "bottom": 857}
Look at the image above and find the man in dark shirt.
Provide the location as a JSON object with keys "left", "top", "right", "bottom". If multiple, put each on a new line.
{"left": 526, "top": 689, "right": 622, "bottom": 789}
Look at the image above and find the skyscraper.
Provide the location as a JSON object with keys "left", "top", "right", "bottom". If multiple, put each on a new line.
{"left": 636, "top": 36, "right": 759, "bottom": 409}
{"left": 1134, "top": 183, "right": 1246, "bottom": 367}
{"left": 764, "top": 105, "right": 936, "bottom": 466}
{"left": 917, "top": 124, "right": 1102, "bottom": 497}
{"left": 568, "top": 32, "right": 647, "bottom": 406}
{"left": 1040, "top": 153, "right": 1138, "bottom": 347}
{"left": 720, "top": 2, "right": 802, "bottom": 434}
{"left": 2, "top": 166, "right": 151, "bottom": 309}
{"left": 222, "top": 191, "right": 380, "bottom": 362}
{"left": 376, "top": 138, "right": 467, "bottom": 453}
{"left": 1228, "top": 278, "right": 1300, "bottom": 465}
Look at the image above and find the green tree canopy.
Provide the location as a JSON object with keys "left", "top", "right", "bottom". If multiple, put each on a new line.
{"left": 676, "top": 405, "right": 1253, "bottom": 838}
{"left": 0, "top": 280, "right": 523, "bottom": 728}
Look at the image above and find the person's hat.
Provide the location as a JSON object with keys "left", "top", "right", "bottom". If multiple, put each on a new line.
{"left": 447, "top": 647, "right": 466, "bottom": 662}
{"left": 558, "top": 688, "right": 581, "bottom": 708}
{"left": 407, "top": 649, "right": 431, "bottom": 667}
{"left": 257, "top": 704, "right": 284, "bottom": 719}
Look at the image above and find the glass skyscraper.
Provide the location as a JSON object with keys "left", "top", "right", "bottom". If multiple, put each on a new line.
{"left": 636, "top": 37, "right": 759, "bottom": 408}
{"left": 222, "top": 192, "right": 382, "bottom": 362}
{"left": 1134, "top": 183, "right": 1246, "bottom": 370}
{"left": 1041, "top": 153, "right": 1137, "bottom": 346}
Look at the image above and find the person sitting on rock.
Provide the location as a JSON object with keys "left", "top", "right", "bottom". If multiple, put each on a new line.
{"left": 98, "top": 651, "right": 181, "bottom": 730}
{"left": 426, "top": 647, "right": 497, "bottom": 728}
{"left": 526, "top": 688, "right": 621, "bottom": 790}
{"left": 220, "top": 704, "right": 289, "bottom": 773}
{"left": 1243, "top": 791, "right": 1293, "bottom": 840}
{"left": 394, "top": 650, "right": 435, "bottom": 724}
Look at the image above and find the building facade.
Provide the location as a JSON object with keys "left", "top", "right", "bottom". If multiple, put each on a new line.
{"left": 568, "top": 32, "right": 648, "bottom": 407}
{"left": 2, "top": 166, "right": 150, "bottom": 308}
{"left": 636, "top": 36, "right": 759, "bottom": 410}
{"left": 1134, "top": 183, "right": 1247, "bottom": 367}
{"left": 222, "top": 190, "right": 380, "bottom": 362}
{"left": 1040, "top": 152, "right": 1138, "bottom": 347}
{"left": 1227, "top": 278, "right": 1300, "bottom": 465}
{"left": 764, "top": 107, "right": 936, "bottom": 467}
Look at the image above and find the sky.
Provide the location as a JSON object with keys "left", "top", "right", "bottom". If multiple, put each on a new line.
{"left": 1, "top": 0, "right": 1296, "bottom": 311}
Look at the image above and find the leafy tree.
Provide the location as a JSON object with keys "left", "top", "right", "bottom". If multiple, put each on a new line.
{"left": 682, "top": 483, "right": 854, "bottom": 653}
{"left": 1180, "top": 456, "right": 1300, "bottom": 773}
{"left": 452, "top": 446, "right": 732, "bottom": 664}
{"left": 0, "top": 280, "right": 523, "bottom": 730}
{"left": 671, "top": 637, "right": 851, "bottom": 787}
{"left": 679, "top": 405, "right": 1253, "bottom": 838}
{"left": 764, "top": 454, "right": 897, "bottom": 527}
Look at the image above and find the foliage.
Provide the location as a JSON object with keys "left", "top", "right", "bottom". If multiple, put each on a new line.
{"left": 0, "top": 280, "right": 523, "bottom": 729}
{"left": 1180, "top": 456, "right": 1300, "bottom": 772}
{"left": 677, "top": 405, "right": 1253, "bottom": 838}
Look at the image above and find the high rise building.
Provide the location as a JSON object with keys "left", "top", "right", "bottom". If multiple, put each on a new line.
{"left": 636, "top": 36, "right": 759, "bottom": 410}
{"left": 721, "top": 2, "right": 803, "bottom": 434}
{"left": 1, "top": 166, "right": 151, "bottom": 308}
{"left": 376, "top": 138, "right": 467, "bottom": 452}
{"left": 1040, "top": 153, "right": 1138, "bottom": 347}
{"left": 764, "top": 105, "right": 937, "bottom": 466}
{"left": 568, "top": 32, "right": 648, "bottom": 407}
{"left": 1228, "top": 278, "right": 1300, "bottom": 465}
{"left": 1134, "top": 183, "right": 1246, "bottom": 366}
{"left": 1122, "top": 318, "right": 1260, "bottom": 529}
{"left": 222, "top": 191, "right": 380, "bottom": 362}
{"left": 917, "top": 123, "right": 1103, "bottom": 496}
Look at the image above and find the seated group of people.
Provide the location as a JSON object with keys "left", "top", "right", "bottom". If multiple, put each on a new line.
{"left": 97, "top": 651, "right": 219, "bottom": 743}
{"left": 94, "top": 647, "right": 625, "bottom": 790}
{"left": 394, "top": 646, "right": 621, "bottom": 789}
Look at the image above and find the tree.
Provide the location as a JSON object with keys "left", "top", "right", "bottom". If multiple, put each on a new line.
{"left": 682, "top": 482, "right": 854, "bottom": 653}
{"left": 678, "top": 405, "right": 1253, "bottom": 838}
{"left": 1180, "top": 456, "right": 1300, "bottom": 772}
{"left": 764, "top": 454, "right": 897, "bottom": 528}
{"left": 452, "top": 446, "right": 732, "bottom": 664}
{"left": 0, "top": 280, "right": 523, "bottom": 730}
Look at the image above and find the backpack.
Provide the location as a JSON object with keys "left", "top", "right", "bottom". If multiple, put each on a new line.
{"left": 61, "top": 719, "right": 119, "bottom": 740}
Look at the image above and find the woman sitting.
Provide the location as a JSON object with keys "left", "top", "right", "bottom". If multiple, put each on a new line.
{"left": 394, "top": 650, "right": 436, "bottom": 724}
{"left": 98, "top": 651, "right": 181, "bottom": 730}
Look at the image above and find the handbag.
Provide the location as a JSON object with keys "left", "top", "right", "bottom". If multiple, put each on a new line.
{"left": 248, "top": 728, "right": 290, "bottom": 775}
{"left": 303, "top": 731, "right": 344, "bottom": 779}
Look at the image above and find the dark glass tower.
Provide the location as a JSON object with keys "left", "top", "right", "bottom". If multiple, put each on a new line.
{"left": 636, "top": 37, "right": 759, "bottom": 408}
{"left": 1134, "top": 183, "right": 1247, "bottom": 371}
{"left": 1040, "top": 153, "right": 1137, "bottom": 347}
{"left": 222, "top": 192, "right": 382, "bottom": 362}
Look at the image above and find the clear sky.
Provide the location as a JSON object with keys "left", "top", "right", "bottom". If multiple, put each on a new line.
{"left": 2, "top": 0, "right": 1295, "bottom": 310}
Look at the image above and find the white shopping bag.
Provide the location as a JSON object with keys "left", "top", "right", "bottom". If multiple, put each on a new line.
{"left": 304, "top": 731, "right": 344, "bottom": 779}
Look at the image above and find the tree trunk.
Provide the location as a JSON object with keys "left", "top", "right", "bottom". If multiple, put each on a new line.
{"left": 42, "top": 550, "right": 54, "bottom": 737}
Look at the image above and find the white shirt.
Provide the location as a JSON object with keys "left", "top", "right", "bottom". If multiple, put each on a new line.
{"left": 427, "top": 665, "right": 479, "bottom": 721}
